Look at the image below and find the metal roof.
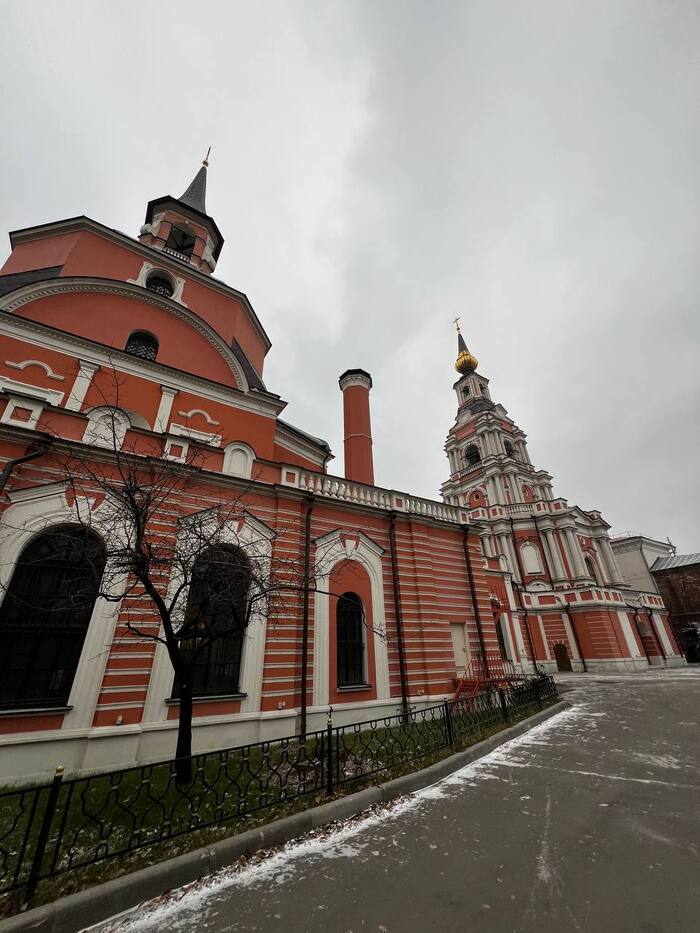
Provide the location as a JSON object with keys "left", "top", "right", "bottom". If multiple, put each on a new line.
{"left": 652, "top": 553, "right": 700, "bottom": 572}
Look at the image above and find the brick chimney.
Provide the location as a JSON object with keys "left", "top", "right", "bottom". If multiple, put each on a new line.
{"left": 339, "top": 369, "right": 374, "bottom": 485}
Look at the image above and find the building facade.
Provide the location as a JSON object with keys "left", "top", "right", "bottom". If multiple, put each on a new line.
{"left": 0, "top": 164, "right": 684, "bottom": 782}
{"left": 651, "top": 554, "right": 700, "bottom": 662}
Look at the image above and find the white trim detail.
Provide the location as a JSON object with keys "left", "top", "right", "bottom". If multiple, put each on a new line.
{"left": 222, "top": 442, "right": 255, "bottom": 479}
{"left": 651, "top": 611, "right": 675, "bottom": 657}
{"left": 65, "top": 361, "right": 99, "bottom": 412}
{"left": 0, "top": 394, "right": 45, "bottom": 430}
{"left": 142, "top": 511, "right": 275, "bottom": 721}
{"left": 127, "top": 261, "right": 187, "bottom": 306}
{"left": 0, "top": 279, "right": 249, "bottom": 393}
{"left": 0, "top": 375, "right": 64, "bottom": 407}
{"left": 153, "top": 386, "right": 178, "bottom": 433}
{"left": 5, "top": 359, "right": 65, "bottom": 381}
{"left": 177, "top": 408, "right": 220, "bottom": 426}
{"left": 617, "top": 609, "right": 643, "bottom": 658}
{"left": 0, "top": 486, "right": 126, "bottom": 731}
{"left": 312, "top": 529, "right": 390, "bottom": 707}
{"left": 169, "top": 423, "right": 222, "bottom": 448}
{"left": 83, "top": 407, "right": 131, "bottom": 450}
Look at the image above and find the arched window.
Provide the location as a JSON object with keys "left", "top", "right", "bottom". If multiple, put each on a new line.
{"left": 585, "top": 556, "right": 602, "bottom": 586}
{"left": 522, "top": 484, "right": 535, "bottom": 503}
{"left": 465, "top": 444, "right": 481, "bottom": 467}
{"left": 504, "top": 439, "right": 515, "bottom": 458}
{"left": 337, "top": 592, "right": 364, "bottom": 687}
{"left": 176, "top": 545, "right": 251, "bottom": 697}
{"left": 0, "top": 526, "right": 106, "bottom": 709}
{"left": 145, "top": 270, "right": 175, "bottom": 298}
{"left": 521, "top": 541, "right": 543, "bottom": 575}
{"left": 165, "top": 226, "right": 196, "bottom": 258}
{"left": 125, "top": 330, "right": 159, "bottom": 361}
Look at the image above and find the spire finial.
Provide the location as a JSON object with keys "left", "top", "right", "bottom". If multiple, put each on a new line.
{"left": 203, "top": 146, "right": 211, "bottom": 168}
{"left": 454, "top": 320, "right": 478, "bottom": 375}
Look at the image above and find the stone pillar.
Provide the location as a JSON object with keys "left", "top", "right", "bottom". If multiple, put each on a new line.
{"left": 600, "top": 537, "right": 624, "bottom": 585}
{"left": 543, "top": 528, "right": 566, "bottom": 579}
{"left": 564, "top": 527, "right": 587, "bottom": 579}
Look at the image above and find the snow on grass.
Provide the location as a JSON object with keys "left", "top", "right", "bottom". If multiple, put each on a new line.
{"left": 90, "top": 701, "right": 586, "bottom": 933}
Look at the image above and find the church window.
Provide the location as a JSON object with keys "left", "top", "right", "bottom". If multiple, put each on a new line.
{"left": 504, "top": 439, "right": 515, "bottom": 457}
{"left": 585, "top": 557, "right": 602, "bottom": 586}
{"left": 462, "top": 386, "right": 470, "bottom": 400}
{"left": 465, "top": 444, "right": 481, "bottom": 467}
{"left": 174, "top": 545, "right": 251, "bottom": 698}
{"left": 0, "top": 526, "right": 106, "bottom": 709}
{"left": 337, "top": 592, "right": 364, "bottom": 687}
{"left": 480, "top": 384, "right": 488, "bottom": 395}
{"left": 521, "top": 541, "right": 543, "bottom": 575}
{"left": 166, "top": 226, "right": 196, "bottom": 258}
{"left": 125, "top": 330, "right": 159, "bottom": 362}
{"left": 145, "top": 273, "right": 174, "bottom": 299}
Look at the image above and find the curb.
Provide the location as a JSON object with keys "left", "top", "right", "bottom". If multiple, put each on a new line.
{"left": 0, "top": 699, "right": 568, "bottom": 933}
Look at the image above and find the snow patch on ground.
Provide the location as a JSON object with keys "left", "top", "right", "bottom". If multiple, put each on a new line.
{"left": 91, "top": 702, "right": 586, "bottom": 933}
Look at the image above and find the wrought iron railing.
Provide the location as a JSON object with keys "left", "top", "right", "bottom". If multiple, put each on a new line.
{"left": 0, "top": 675, "right": 557, "bottom": 906}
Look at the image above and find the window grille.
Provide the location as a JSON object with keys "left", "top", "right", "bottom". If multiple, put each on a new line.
{"left": 124, "top": 330, "right": 159, "bottom": 362}
{"left": 337, "top": 592, "right": 364, "bottom": 687}
{"left": 174, "top": 545, "right": 251, "bottom": 697}
{"left": 145, "top": 275, "right": 174, "bottom": 299}
{"left": 0, "top": 526, "right": 106, "bottom": 709}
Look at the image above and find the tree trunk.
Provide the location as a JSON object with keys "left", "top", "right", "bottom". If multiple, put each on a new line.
{"left": 175, "top": 680, "right": 194, "bottom": 784}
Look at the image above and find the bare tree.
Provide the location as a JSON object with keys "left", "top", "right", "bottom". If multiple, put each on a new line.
{"left": 0, "top": 373, "right": 385, "bottom": 781}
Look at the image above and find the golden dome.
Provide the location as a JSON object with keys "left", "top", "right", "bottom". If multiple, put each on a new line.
{"left": 455, "top": 348, "right": 478, "bottom": 374}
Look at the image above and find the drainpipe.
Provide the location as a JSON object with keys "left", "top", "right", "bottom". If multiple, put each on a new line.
{"left": 299, "top": 493, "right": 314, "bottom": 738}
{"left": 509, "top": 518, "right": 541, "bottom": 675}
{"left": 0, "top": 439, "right": 54, "bottom": 495}
{"left": 461, "top": 524, "right": 489, "bottom": 678}
{"left": 388, "top": 511, "right": 410, "bottom": 718}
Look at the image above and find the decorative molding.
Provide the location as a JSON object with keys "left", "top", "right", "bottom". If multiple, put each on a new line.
{"left": 0, "top": 394, "right": 45, "bottom": 430}
{"left": 0, "top": 278, "right": 249, "bottom": 393}
{"left": 153, "top": 385, "right": 178, "bottom": 433}
{"left": 0, "top": 313, "right": 285, "bottom": 420}
{"left": 169, "top": 422, "right": 221, "bottom": 447}
{"left": 0, "top": 375, "right": 64, "bottom": 406}
{"left": 223, "top": 442, "right": 255, "bottom": 478}
{"left": 338, "top": 371, "right": 372, "bottom": 392}
{"left": 5, "top": 359, "right": 65, "bottom": 381}
{"left": 177, "top": 408, "right": 220, "bottom": 426}
{"left": 127, "top": 261, "right": 187, "bottom": 306}
{"left": 65, "top": 360, "right": 99, "bottom": 412}
{"left": 8, "top": 216, "right": 271, "bottom": 352}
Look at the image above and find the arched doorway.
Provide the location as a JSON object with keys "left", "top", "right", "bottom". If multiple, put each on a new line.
{"left": 552, "top": 642, "right": 573, "bottom": 672}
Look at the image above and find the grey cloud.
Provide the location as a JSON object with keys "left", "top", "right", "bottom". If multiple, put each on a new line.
{"left": 1, "top": 0, "right": 698, "bottom": 548}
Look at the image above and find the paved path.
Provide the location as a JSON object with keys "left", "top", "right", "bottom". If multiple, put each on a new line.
{"left": 99, "top": 669, "right": 700, "bottom": 933}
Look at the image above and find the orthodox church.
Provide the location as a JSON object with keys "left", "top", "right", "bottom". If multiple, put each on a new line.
{"left": 0, "top": 162, "right": 684, "bottom": 780}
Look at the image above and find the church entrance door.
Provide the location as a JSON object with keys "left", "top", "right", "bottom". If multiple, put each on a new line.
{"left": 553, "top": 642, "right": 572, "bottom": 671}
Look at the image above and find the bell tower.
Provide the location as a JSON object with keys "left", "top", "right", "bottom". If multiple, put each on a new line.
{"left": 138, "top": 152, "right": 224, "bottom": 275}
{"left": 441, "top": 320, "right": 552, "bottom": 511}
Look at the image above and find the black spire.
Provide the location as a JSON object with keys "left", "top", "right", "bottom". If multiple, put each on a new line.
{"left": 179, "top": 163, "right": 208, "bottom": 214}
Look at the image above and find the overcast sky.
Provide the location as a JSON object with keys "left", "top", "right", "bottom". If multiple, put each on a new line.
{"left": 1, "top": 1, "right": 699, "bottom": 550}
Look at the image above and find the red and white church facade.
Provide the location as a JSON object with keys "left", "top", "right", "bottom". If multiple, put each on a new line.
{"left": 0, "top": 163, "right": 683, "bottom": 781}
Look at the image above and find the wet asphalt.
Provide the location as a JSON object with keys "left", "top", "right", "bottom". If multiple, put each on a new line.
{"left": 101, "top": 669, "right": 700, "bottom": 933}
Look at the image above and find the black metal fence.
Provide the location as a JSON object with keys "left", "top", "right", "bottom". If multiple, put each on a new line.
{"left": 0, "top": 675, "right": 557, "bottom": 904}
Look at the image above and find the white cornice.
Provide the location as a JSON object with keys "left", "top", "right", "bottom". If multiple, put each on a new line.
{"left": 0, "top": 277, "right": 250, "bottom": 392}
{"left": 275, "top": 424, "right": 328, "bottom": 465}
{"left": 8, "top": 216, "right": 272, "bottom": 352}
{"left": 0, "top": 311, "right": 286, "bottom": 420}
